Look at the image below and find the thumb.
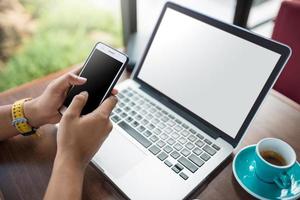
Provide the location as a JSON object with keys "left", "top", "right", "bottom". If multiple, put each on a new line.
{"left": 65, "top": 91, "right": 89, "bottom": 118}
{"left": 92, "top": 95, "right": 118, "bottom": 119}
{"left": 50, "top": 72, "right": 87, "bottom": 94}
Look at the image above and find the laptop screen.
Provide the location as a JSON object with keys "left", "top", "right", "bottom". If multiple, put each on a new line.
{"left": 137, "top": 8, "right": 281, "bottom": 139}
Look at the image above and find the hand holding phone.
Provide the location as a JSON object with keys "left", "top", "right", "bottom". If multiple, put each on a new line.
{"left": 60, "top": 42, "right": 128, "bottom": 115}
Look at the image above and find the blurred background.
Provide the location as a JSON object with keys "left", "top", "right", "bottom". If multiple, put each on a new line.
{"left": 0, "top": 0, "right": 289, "bottom": 92}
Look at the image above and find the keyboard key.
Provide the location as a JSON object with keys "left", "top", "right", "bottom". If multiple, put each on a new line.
{"left": 188, "top": 154, "right": 205, "bottom": 167}
{"left": 153, "top": 128, "right": 162, "bottom": 135}
{"left": 167, "top": 120, "right": 176, "bottom": 127}
{"left": 111, "top": 115, "right": 121, "bottom": 123}
{"left": 157, "top": 140, "right": 166, "bottom": 148}
{"left": 161, "top": 116, "right": 169, "bottom": 122}
{"left": 175, "top": 163, "right": 183, "bottom": 170}
{"left": 172, "top": 164, "right": 184, "bottom": 174}
{"left": 137, "top": 126, "right": 146, "bottom": 132}
{"left": 175, "top": 119, "right": 182, "bottom": 124}
{"left": 178, "top": 137, "right": 187, "bottom": 144}
{"left": 138, "top": 100, "right": 145, "bottom": 105}
{"left": 168, "top": 114, "right": 175, "bottom": 119}
{"left": 203, "top": 145, "right": 217, "bottom": 156}
{"left": 179, "top": 172, "right": 189, "bottom": 180}
{"left": 174, "top": 143, "right": 183, "bottom": 151}
{"left": 162, "top": 110, "right": 168, "bottom": 115}
{"left": 124, "top": 106, "right": 130, "bottom": 111}
{"left": 200, "top": 152, "right": 211, "bottom": 161}
{"left": 133, "top": 96, "right": 139, "bottom": 101}
{"left": 174, "top": 125, "right": 183, "bottom": 132}
{"left": 141, "top": 119, "right": 149, "bottom": 125}
{"left": 115, "top": 108, "right": 122, "bottom": 113}
{"left": 157, "top": 152, "right": 168, "bottom": 161}
{"left": 119, "top": 121, "right": 151, "bottom": 148}
{"left": 129, "top": 110, "right": 137, "bottom": 116}
{"left": 182, "top": 123, "right": 189, "bottom": 129}
{"left": 164, "top": 160, "right": 173, "bottom": 167}
{"left": 157, "top": 122, "right": 166, "bottom": 129}
{"left": 149, "top": 145, "right": 161, "bottom": 155}
{"left": 167, "top": 138, "right": 175, "bottom": 145}
{"left": 178, "top": 157, "right": 198, "bottom": 173}
{"left": 151, "top": 118, "right": 160, "bottom": 124}
{"left": 172, "top": 166, "right": 180, "bottom": 174}
{"left": 140, "top": 109, "right": 147, "bottom": 115}
{"left": 188, "top": 135, "right": 197, "bottom": 142}
{"left": 192, "top": 147, "right": 203, "bottom": 156}
{"left": 181, "top": 148, "right": 191, "bottom": 157}
{"left": 143, "top": 130, "right": 152, "bottom": 137}
{"left": 163, "top": 145, "right": 173, "bottom": 153}
{"left": 170, "top": 151, "right": 180, "bottom": 159}
{"left": 159, "top": 133, "right": 168, "bottom": 140}
{"left": 156, "top": 106, "right": 162, "bottom": 110}
{"left": 131, "top": 121, "right": 139, "bottom": 127}
{"left": 212, "top": 144, "right": 220, "bottom": 151}
{"left": 146, "top": 114, "right": 153, "bottom": 120}
{"left": 120, "top": 112, "right": 128, "bottom": 118}
{"left": 126, "top": 116, "right": 133, "bottom": 123}
{"left": 181, "top": 130, "right": 189, "bottom": 137}
{"left": 119, "top": 102, "right": 125, "bottom": 107}
{"left": 150, "top": 135, "right": 159, "bottom": 142}
{"left": 185, "top": 142, "right": 195, "bottom": 150}
{"left": 155, "top": 112, "right": 162, "bottom": 118}
{"left": 196, "top": 133, "right": 204, "bottom": 139}
{"left": 189, "top": 129, "right": 196, "bottom": 134}
{"left": 142, "top": 103, "right": 150, "bottom": 109}
{"left": 129, "top": 102, "right": 136, "bottom": 107}
{"left": 195, "top": 140, "right": 205, "bottom": 148}
{"left": 135, "top": 114, "right": 143, "bottom": 121}
{"left": 204, "top": 139, "right": 212, "bottom": 145}
{"left": 163, "top": 127, "right": 172, "bottom": 134}
{"left": 146, "top": 123, "right": 155, "bottom": 130}
{"left": 149, "top": 107, "right": 157, "bottom": 113}
{"left": 135, "top": 106, "right": 141, "bottom": 111}
{"left": 171, "top": 132, "right": 180, "bottom": 139}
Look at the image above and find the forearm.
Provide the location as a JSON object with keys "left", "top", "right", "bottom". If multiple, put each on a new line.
{"left": 0, "top": 105, "right": 19, "bottom": 140}
{"left": 44, "top": 154, "right": 85, "bottom": 200}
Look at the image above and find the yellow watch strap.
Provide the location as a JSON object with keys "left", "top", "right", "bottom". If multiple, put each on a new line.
{"left": 11, "top": 98, "right": 36, "bottom": 135}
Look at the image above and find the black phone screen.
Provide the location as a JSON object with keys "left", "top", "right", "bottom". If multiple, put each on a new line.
{"left": 63, "top": 49, "right": 123, "bottom": 115}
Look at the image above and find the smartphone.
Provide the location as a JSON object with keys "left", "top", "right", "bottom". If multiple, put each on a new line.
{"left": 59, "top": 42, "right": 128, "bottom": 115}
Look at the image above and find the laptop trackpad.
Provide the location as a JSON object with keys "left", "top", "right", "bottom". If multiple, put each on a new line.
{"left": 93, "top": 128, "right": 147, "bottom": 179}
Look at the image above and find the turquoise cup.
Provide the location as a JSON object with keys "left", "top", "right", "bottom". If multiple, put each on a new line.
{"left": 255, "top": 138, "right": 298, "bottom": 189}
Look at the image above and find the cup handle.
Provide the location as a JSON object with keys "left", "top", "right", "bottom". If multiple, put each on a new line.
{"left": 274, "top": 172, "right": 291, "bottom": 189}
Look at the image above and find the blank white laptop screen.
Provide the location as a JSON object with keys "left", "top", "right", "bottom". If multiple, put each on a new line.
{"left": 138, "top": 8, "right": 281, "bottom": 138}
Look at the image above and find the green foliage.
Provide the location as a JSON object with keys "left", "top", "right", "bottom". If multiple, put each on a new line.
{"left": 0, "top": 0, "right": 122, "bottom": 91}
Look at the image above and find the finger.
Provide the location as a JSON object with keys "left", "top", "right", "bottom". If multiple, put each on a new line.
{"left": 51, "top": 72, "right": 87, "bottom": 93}
{"left": 92, "top": 95, "right": 118, "bottom": 119}
{"left": 64, "top": 91, "right": 88, "bottom": 118}
{"left": 70, "top": 65, "right": 83, "bottom": 75}
{"left": 111, "top": 88, "right": 118, "bottom": 95}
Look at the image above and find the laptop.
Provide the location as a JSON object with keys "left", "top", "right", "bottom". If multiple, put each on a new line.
{"left": 92, "top": 2, "right": 291, "bottom": 199}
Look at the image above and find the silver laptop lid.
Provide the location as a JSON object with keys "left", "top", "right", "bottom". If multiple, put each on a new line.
{"left": 132, "top": 2, "right": 291, "bottom": 147}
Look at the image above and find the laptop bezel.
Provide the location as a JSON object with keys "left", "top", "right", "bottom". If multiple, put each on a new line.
{"left": 131, "top": 2, "right": 291, "bottom": 147}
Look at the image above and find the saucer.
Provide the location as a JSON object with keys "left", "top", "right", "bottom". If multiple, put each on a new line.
{"left": 233, "top": 145, "right": 300, "bottom": 200}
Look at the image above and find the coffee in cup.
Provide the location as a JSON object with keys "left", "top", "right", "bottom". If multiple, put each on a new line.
{"left": 260, "top": 150, "right": 287, "bottom": 166}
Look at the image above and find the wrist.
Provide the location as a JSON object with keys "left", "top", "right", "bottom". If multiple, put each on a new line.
{"left": 23, "top": 98, "right": 45, "bottom": 128}
{"left": 54, "top": 151, "right": 87, "bottom": 174}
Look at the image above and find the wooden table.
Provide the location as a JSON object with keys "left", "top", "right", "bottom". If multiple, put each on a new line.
{"left": 0, "top": 67, "right": 299, "bottom": 200}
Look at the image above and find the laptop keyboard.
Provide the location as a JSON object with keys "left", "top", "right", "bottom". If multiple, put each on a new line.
{"left": 110, "top": 87, "right": 221, "bottom": 180}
